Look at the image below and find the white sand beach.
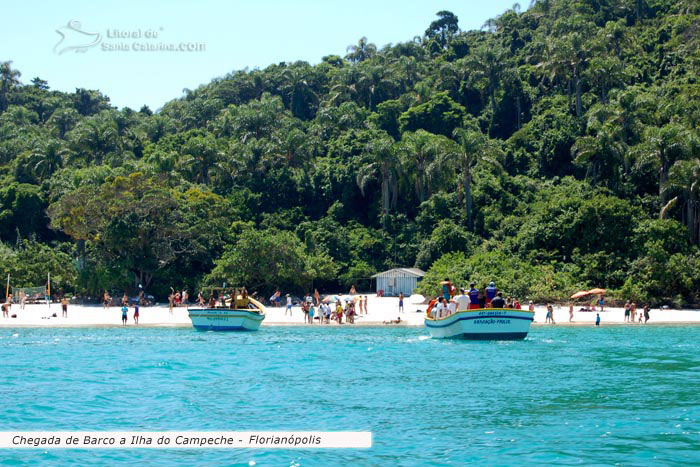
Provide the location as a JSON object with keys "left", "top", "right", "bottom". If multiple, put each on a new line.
{"left": 1, "top": 295, "right": 699, "bottom": 328}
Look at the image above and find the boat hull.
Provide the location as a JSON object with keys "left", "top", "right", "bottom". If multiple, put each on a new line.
{"left": 425, "top": 309, "right": 533, "bottom": 340}
{"left": 188, "top": 308, "right": 265, "bottom": 332}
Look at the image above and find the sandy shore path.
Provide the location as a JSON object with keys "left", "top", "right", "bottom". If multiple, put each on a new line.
{"left": 1, "top": 296, "right": 699, "bottom": 328}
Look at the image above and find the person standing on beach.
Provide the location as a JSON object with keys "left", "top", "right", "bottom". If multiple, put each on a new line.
{"left": 630, "top": 302, "right": 637, "bottom": 323}
{"left": 133, "top": 302, "right": 140, "bottom": 325}
{"left": 2, "top": 302, "right": 9, "bottom": 318}
{"left": 61, "top": 296, "right": 68, "bottom": 318}
{"left": 363, "top": 296, "right": 369, "bottom": 315}
{"left": 349, "top": 285, "right": 356, "bottom": 296}
{"left": 569, "top": 303, "right": 574, "bottom": 322}
{"left": 599, "top": 295, "right": 605, "bottom": 311}
{"left": 20, "top": 290, "right": 26, "bottom": 310}
{"left": 624, "top": 300, "right": 631, "bottom": 322}
{"left": 168, "top": 290, "right": 174, "bottom": 314}
{"left": 122, "top": 293, "right": 129, "bottom": 307}
{"left": 103, "top": 291, "right": 111, "bottom": 309}
{"left": 528, "top": 301, "right": 534, "bottom": 312}
{"left": 121, "top": 305, "right": 128, "bottom": 325}
{"left": 308, "top": 304, "right": 314, "bottom": 324}
{"left": 644, "top": 304, "right": 650, "bottom": 323}
{"left": 398, "top": 292, "right": 404, "bottom": 313}
{"left": 336, "top": 301, "right": 343, "bottom": 324}
{"left": 285, "top": 294, "right": 292, "bottom": 316}
{"left": 303, "top": 301, "right": 309, "bottom": 323}
{"left": 596, "top": 313, "right": 601, "bottom": 326}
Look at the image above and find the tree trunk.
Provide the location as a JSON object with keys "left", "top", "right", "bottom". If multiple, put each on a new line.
{"left": 575, "top": 76, "right": 582, "bottom": 118}
{"left": 660, "top": 154, "right": 669, "bottom": 201}
{"left": 464, "top": 167, "right": 473, "bottom": 231}
{"left": 381, "top": 176, "right": 390, "bottom": 215}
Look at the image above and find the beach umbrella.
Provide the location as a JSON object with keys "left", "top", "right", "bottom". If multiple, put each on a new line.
{"left": 588, "top": 288, "right": 606, "bottom": 295}
{"left": 409, "top": 294, "right": 425, "bottom": 304}
{"left": 322, "top": 295, "right": 339, "bottom": 303}
{"left": 570, "top": 290, "right": 590, "bottom": 299}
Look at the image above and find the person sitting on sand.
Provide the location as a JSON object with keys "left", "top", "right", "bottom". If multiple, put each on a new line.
{"left": 384, "top": 317, "right": 402, "bottom": 324}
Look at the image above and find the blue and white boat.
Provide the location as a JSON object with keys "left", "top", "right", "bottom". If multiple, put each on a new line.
{"left": 188, "top": 296, "right": 266, "bottom": 332}
{"left": 425, "top": 308, "right": 534, "bottom": 340}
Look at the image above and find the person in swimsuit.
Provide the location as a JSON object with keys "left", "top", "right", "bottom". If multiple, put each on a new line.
{"left": 103, "top": 291, "right": 111, "bottom": 309}
{"left": 61, "top": 296, "right": 68, "bottom": 318}
{"left": 398, "top": 293, "right": 404, "bottom": 313}
{"left": 133, "top": 303, "right": 140, "bottom": 325}
{"left": 121, "top": 306, "right": 128, "bottom": 325}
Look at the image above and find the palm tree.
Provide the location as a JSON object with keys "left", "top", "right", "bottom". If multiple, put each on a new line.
{"left": 345, "top": 37, "right": 377, "bottom": 63}
{"left": 468, "top": 44, "right": 506, "bottom": 113}
{"left": 635, "top": 123, "right": 697, "bottom": 201}
{"left": 180, "top": 135, "right": 221, "bottom": 184}
{"left": 356, "top": 135, "right": 401, "bottom": 218}
{"left": 280, "top": 67, "right": 319, "bottom": 120}
{"left": 446, "top": 128, "right": 503, "bottom": 230}
{"left": 356, "top": 65, "right": 396, "bottom": 110}
{"left": 399, "top": 130, "right": 450, "bottom": 203}
{"left": 661, "top": 159, "right": 700, "bottom": 245}
{"left": 31, "top": 139, "right": 69, "bottom": 180}
{"left": 48, "top": 107, "right": 79, "bottom": 139}
{"left": 0, "top": 61, "right": 21, "bottom": 113}
{"left": 571, "top": 123, "right": 626, "bottom": 188}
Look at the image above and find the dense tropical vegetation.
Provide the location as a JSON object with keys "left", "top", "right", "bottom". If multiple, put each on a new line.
{"left": 1, "top": 0, "right": 700, "bottom": 305}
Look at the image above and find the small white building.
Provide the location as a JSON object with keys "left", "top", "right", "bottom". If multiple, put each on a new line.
{"left": 372, "top": 268, "right": 426, "bottom": 297}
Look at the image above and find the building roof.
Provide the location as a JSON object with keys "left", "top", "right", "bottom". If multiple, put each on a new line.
{"left": 371, "top": 268, "right": 426, "bottom": 278}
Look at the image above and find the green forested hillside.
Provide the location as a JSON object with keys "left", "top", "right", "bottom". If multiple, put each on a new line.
{"left": 1, "top": 0, "right": 700, "bottom": 305}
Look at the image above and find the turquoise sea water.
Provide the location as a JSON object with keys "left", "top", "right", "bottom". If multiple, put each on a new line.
{"left": 1, "top": 325, "right": 700, "bottom": 466}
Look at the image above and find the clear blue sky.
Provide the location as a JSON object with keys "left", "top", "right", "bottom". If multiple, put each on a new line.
{"left": 3, "top": 0, "right": 520, "bottom": 110}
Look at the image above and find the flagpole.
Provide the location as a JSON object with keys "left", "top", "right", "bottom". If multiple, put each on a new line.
{"left": 5, "top": 274, "right": 9, "bottom": 301}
